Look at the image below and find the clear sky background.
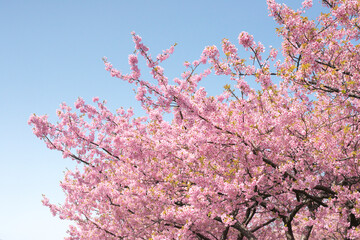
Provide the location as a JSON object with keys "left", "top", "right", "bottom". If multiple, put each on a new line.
{"left": 0, "top": 1, "right": 323, "bottom": 239}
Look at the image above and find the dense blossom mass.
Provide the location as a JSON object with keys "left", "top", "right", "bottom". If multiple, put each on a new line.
{"left": 29, "top": 0, "right": 360, "bottom": 239}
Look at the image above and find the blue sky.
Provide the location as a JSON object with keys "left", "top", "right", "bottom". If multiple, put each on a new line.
{"left": 0, "top": 1, "right": 323, "bottom": 239}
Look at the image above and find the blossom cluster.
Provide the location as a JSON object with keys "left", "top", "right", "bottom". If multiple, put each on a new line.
{"left": 29, "top": 0, "right": 360, "bottom": 239}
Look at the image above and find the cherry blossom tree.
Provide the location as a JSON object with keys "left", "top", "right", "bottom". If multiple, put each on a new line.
{"left": 29, "top": 0, "right": 360, "bottom": 239}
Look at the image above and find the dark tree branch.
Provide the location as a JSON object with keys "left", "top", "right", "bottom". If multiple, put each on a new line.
{"left": 300, "top": 225, "right": 313, "bottom": 240}
{"left": 84, "top": 213, "right": 124, "bottom": 239}
{"left": 194, "top": 231, "right": 212, "bottom": 240}
{"left": 293, "top": 189, "right": 328, "bottom": 207}
{"left": 220, "top": 226, "right": 230, "bottom": 240}
{"left": 250, "top": 218, "right": 276, "bottom": 232}
{"left": 214, "top": 217, "right": 257, "bottom": 240}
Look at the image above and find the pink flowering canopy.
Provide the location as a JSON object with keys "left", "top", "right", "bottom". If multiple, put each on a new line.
{"left": 29, "top": 0, "right": 360, "bottom": 239}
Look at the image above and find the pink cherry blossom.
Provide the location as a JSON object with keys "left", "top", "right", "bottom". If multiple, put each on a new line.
{"left": 238, "top": 31, "right": 254, "bottom": 49}
{"left": 29, "top": 1, "right": 360, "bottom": 239}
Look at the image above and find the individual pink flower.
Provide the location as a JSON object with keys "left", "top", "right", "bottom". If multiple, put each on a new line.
{"left": 269, "top": 47, "right": 278, "bottom": 60}
{"left": 74, "top": 97, "right": 85, "bottom": 109}
{"left": 104, "top": 62, "right": 112, "bottom": 71}
{"left": 202, "top": 45, "right": 219, "bottom": 59}
{"left": 302, "top": 0, "right": 313, "bottom": 9}
{"left": 128, "top": 54, "right": 138, "bottom": 65}
{"left": 183, "top": 61, "right": 191, "bottom": 68}
{"left": 192, "top": 60, "right": 199, "bottom": 66}
{"left": 110, "top": 68, "right": 120, "bottom": 77}
{"left": 238, "top": 31, "right": 254, "bottom": 49}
